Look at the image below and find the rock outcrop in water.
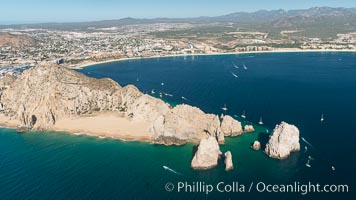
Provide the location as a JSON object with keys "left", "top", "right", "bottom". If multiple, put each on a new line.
{"left": 220, "top": 115, "right": 243, "bottom": 136}
{"left": 244, "top": 125, "right": 255, "bottom": 133}
{"left": 224, "top": 151, "right": 233, "bottom": 171}
{"left": 264, "top": 122, "right": 300, "bottom": 159}
{"left": 251, "top": 141, "right": 261, "bottom": 150}
{"left": 0, "top": 64, "right": 244, "bottom": 145}
{"left": 191, "top": 136, "right": 222, "bottom": 169}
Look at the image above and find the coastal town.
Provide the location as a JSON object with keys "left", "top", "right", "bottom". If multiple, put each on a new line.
{"left": 0, "top": 22, "right": 355, "bottom": 68}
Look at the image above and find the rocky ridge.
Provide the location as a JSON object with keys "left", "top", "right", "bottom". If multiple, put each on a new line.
{"left": 0, "top": 64, "right": 244, "bottom": 145}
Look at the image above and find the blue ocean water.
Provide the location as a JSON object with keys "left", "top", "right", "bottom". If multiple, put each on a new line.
{"left": 0, "top": 52, "right": 355, "bottom": 199}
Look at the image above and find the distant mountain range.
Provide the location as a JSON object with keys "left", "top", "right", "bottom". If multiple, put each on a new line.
{"left": 1, "top": 7, "right": 355, "bottom": 31}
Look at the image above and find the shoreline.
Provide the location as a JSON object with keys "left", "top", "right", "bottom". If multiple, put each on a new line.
{"left": 72, "top": 48, "right": 356, "bottom": 69}
{"left": 0, "top": 113, "right": 154, "bottom": 143}
{"left": 1, "top": 49, "right": 354, "bottom": 143}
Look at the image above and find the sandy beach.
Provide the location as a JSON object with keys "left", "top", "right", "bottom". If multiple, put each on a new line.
{"left": 0, "top": 112, "right": 153, "bottom": 142}
{"left": 52, "top": 112, "right": 153, "bottom": 142}
{"left": 72, "top": 48, "right": 356, "bottom": 69}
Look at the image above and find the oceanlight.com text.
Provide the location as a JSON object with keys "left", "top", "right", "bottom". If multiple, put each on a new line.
{"left": 164, "top": 181, "right": 349, "bottom": 195}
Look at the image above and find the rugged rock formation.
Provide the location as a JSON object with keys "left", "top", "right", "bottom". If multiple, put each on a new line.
{"left": 220, "top": 115, "right": 243, "bottom": 136}
{"left": 251, "top": 141, "right": 261, "bottom": 150}
{"left": 207, "top": 115, "right": 225, "bottom": 144}
{"left": 0, "top": 74, "right": 17, "bottom": 90}
{"left": 191, "top": 136, "right": 222, "bottom": 169}
{"left": 152, "top": 105, "right": 223, "bottom": 145}
{"left": 224, "top": 151, "right": 233, "bottom": 171}
{"left": 0, "top": 65, "right": 125, "bottom": 130}
{"left": 265, "top": 122, "right": 300, "bottom": 159}
{"left": 0, "top": 64, "right": 243, "bottom": 145}
{"left": 244, "top": 125, "right": 255, "bottom": 133}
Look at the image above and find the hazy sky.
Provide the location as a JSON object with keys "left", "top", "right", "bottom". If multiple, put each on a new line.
{"left": 0, "top": 0, "right": 355, "bottom": 24}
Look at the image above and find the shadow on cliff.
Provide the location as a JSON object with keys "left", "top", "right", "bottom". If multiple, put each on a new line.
{"left": 191, "top": 145, "right": 198, "bottom": 160}
{"left": 257, "top": 132, "right": 270, "bottom": 150}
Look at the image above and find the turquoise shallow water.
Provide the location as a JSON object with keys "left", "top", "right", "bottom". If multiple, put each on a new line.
{"left": 1, "top": 52, "right": 355, "bottom": 199}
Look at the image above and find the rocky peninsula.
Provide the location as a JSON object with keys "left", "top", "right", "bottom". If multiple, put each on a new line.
{"left": 0, "top": 64, "right": 302, "bottom": 170}
{"left": 0, "top": 64, "right": 244, "bottom": 146}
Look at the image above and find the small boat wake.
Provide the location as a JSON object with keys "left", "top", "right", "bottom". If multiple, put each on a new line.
{"left": 221, "top": 104, "right": 228, "bottom": 111}
{"left": 163, "top": 92, "right": 173, "bottom": 97}
{"left": 163, "top": 166, "right": 184, "bottom": 176}
{"left": 231, "top": 72, "right": 238, "bottom": 78}
{"left": 181, "top": 96, "right": 188, "bottom": 101}
{"left": 241, "top": 110, "right": 246, "bottom": 119}
{"left": 301, "top": 137, "right": 313, "bottom": 147}
{"left": 258, "top": 117, "right": 264, "bottom": 125}
{"left": 305, "top": 159, "right": 311, "bottom": 168}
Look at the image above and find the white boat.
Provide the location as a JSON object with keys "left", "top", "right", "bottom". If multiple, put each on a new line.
{"left": 258, "top": 117, "right": 264, "bottom": 125}
{"left": 231, "top": 72, "right": 238, "bottom": 78}
{"left": 159, "top": 93, "right": 163, "bottom": 98}
{"left": 151, "top": 89, "right": 155, "bottom": 94}
{"left": 320, "top": 114, "right": 324, "bottom": 122}
{"left": 305, "top": 160, "right": 311, "bottom": 168}
{"left": 241, "top": 111, "right": 246, "bottom": 119}
{"left": 161, "top": 82, "right": 165, "bottom": 86}
{"left": 181, "top": 96, "right": 188, "bottom": 101}
{"left": 233, "top": 64, "right": 239, "bottom": 69}
{"left": 222, "top": 104, "right": 228, "bottom": 111}
{"left": 331, "top": 166, "right": 335, "bottom": 171}
{"left": 243, "top": 64, "right": 247, "bottom": 70}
